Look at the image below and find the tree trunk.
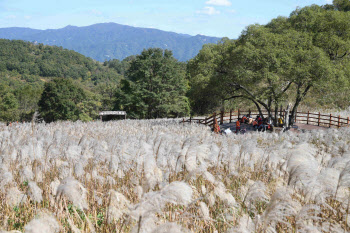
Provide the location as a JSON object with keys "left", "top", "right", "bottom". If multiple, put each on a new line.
{"left": 290, "top": 84, "right": 312, "bottom": 125}
{"left": 274, "top": 102, "right": 279, "bottom": 126}
{"left": 251, "top": 100, "right": 264, "bottom": 119}
{"left": 290, "top": 101, "right": 300, "bottom": 126}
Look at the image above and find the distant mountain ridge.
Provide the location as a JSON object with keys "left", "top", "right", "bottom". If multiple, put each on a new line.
{"left": 0, "top": 23, "right": 221, "bottom": 61}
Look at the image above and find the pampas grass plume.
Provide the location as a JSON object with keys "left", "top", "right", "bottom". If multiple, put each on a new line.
{"left": 24, "top": 210, "right": 60, "bottom": 233}
{"left": 56, "top": 177, "right": 88, "bottom": 210}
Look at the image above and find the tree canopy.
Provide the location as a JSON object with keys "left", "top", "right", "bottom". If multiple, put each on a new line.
{"left": 115, "top": 48, "right": 190, "bottom": 119}
{"left": 38, "top": 78, "right": 89, "bottom": 122}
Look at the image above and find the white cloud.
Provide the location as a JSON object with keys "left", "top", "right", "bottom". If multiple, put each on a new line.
{"left": 197, "top": 6, "right": 220, "bottom": 15}
{"left": 205, "top": 0, "right": 232, "bottom": 6}
{"left": 227, "top": 9, "right": 236, "bottom": 14}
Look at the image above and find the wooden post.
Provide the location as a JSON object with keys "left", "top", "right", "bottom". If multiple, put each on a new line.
{"left": 190, "top": 116, "right": 192, "bottom": 123}
{"left": 318, "top": 112, "right": 320, "bottom": 126}
{"left": 238, "top": 109, "right": 240, "bottom": 120}
{"left": 182, "top": 118, "right": 184, "bottom": 125}
{"left": 220, "top": 110, "right": 224, "bottom": 125}
{"left": 295, "top": 111, "right": 297, "bottom": 123}
{"left": 338, "top": 115, "right": 341, "bottom": 128}
{"left": 249, "top": 109, "right": 251, "bottom": 116}
{"left": 329, "top": 114, "right": 332, "bottom": 128}
{"left": 229, "top": 109, "right": 232, "bottom": 123}
{"left": 348, "top": 117, "right": 349, "bottom": 127}
{"left": 307, "top": 111, "right": 310, "bottom": 125}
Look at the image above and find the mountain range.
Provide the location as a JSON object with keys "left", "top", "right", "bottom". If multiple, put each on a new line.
{"left": 0, "top": 23, "right": 221, "bottom": 62}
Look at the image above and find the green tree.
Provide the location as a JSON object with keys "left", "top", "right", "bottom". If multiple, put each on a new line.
{"left": 188, "top": 4, "right": 350, "bottom": 122}
{"left": 286, "top": 4, "right": 350, "bottom": 110}
{"left": 226, "top": 26, "right": 330, "bottom": 122}
{"left": 15, "top": 84, "right": 43, "bottom": 121}
{"left": 95, "top": 83, "right": 118, "bottom": 111}
{"left": 38, "top": 78, "right": 87, "bottom": 122}
{"left": 288, "top": 5, "right": 350, "bottom": 60}
{"left": 0, "top": 85, "right": 20, "bottom": 122}
{"left": 187, "top": 40, "right": 232, "bottom": 114}
{"left": 117, "top": 48, "right": 189, "bottom": 118}
{"left": 114, "top": 79, "right": 147, "bottom": 119}
{"left": 77, "top": 91, "right": 102, "bottom": 121}
{"left": 188, "top": 26, "right": 334, "bottom": 123}
{"left": 333, "top": 0, "right": 350, "bottom": 11}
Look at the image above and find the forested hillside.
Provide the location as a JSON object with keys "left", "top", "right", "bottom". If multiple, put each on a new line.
{"left": 0, "top": 23, "right": 221, "bottom": 62}
{"left": 0, "top": 39, "right": 189, "bottom": 122}
{"left": 0, "top": 39, "right": 124, "bottom": 122}
{"left": 0, "top": 39, "right": 121, "bottom": 82}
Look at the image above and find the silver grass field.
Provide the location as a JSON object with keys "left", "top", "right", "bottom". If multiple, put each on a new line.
{"left": 0, "top": 119, "right": 350, "bottom": 232}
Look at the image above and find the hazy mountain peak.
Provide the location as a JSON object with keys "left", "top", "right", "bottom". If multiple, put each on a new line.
{"left": 0, "top": 23, "right": 221, "bottom": 61}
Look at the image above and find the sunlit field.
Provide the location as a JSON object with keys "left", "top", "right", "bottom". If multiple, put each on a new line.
{"left": 1, "top": 119, "right": 350, "bottom": 232}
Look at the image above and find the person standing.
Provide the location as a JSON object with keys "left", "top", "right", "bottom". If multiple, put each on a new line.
{"left": 236, "top": 119, "right": 241, "bottom": 133}
{"left": 213, "top": 118, "right": 220, "bottom": 134}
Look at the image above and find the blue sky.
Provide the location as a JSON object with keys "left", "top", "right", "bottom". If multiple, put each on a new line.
{"left": 0, "top": 0, "right": 332, "bottom": 38}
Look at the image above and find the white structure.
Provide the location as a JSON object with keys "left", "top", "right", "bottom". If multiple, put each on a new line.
{"left": 99, "top": 111, "right": 127, "bottom": 121}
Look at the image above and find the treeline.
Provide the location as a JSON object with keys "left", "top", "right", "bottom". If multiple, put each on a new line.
{"left": 1, "top": 0, "right": 350, "bottom": 123}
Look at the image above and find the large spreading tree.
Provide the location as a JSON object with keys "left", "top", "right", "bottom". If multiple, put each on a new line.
{"left": 188, "top": 2, "right": 350, "bottom": 124}
{"left": 115, "top": 48, "right": 190, "bottom": 119}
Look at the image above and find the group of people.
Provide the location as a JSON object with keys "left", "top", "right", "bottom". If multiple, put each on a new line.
{"left": 212, "top": 114, "right": 274, "bottom": 135}
{"left": 236, "top": 114, "right": 273, "bottom": 133}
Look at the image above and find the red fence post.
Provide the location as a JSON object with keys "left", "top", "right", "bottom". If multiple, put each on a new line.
{"left": 329, "top": 114, "right": 332, "bottom": 128}
{"left": 338, "top": 115, "right": 341, "bottom": 128}
{"left": 229, "top": 110, "right": 232, "bottom": 123}
{"left": 307, "top": 111, "right": 310, "bottom": 125}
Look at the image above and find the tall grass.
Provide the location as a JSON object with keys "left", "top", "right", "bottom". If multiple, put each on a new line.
{"left": 0, "top": 119, "right": 349, "bottom": 232}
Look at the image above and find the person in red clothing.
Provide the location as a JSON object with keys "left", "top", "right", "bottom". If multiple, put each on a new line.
{"left": 213, "top": 118, "right": 220, "bottom": 134}
{"left": 236, "top": 119, "right": 241, "bottom": 133}
{"left": 241, "top": 115, "right": 247, "bottom": 123}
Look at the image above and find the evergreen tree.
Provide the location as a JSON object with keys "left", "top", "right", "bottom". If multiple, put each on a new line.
{"left": 38, "top": 78, "right": 87, "bottom": 122}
